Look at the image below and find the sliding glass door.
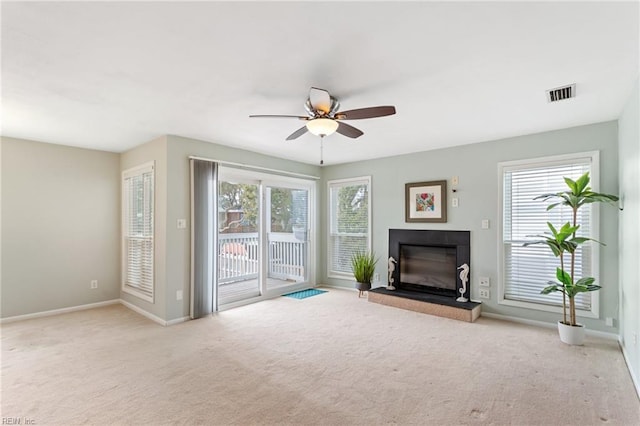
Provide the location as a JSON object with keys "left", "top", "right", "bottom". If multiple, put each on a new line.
{"left": 217, "top": 167, "right": 314, "bottom": 307}
{"left": 265, "top": 185, "right": 309, "bottom": 289}
{"left": 217, "top": 175, "right": 261, "bottom": 305}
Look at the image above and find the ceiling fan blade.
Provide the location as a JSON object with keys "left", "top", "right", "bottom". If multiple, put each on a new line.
{"left": 309, "top": 87, "right": 332, "bottom": 114}
{"left": 335, "top": 106, "right": 396, "bottom": 120}
{"left": 250, "top": 114, "right": 308, "bottom": 120}
{"left": 336, "top": 122, "right": 364, "bottom": 139}
{"left": 286, "top": 126, "right": 308, "bottom": 140}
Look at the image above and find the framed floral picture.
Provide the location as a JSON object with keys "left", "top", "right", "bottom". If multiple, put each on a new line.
{"left": 405, "top": 180, "right": 447, "bottom": 223}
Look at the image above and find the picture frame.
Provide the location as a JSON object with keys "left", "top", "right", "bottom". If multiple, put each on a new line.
{"left": 405, "top": 180, "right": 447, "bottom": 223}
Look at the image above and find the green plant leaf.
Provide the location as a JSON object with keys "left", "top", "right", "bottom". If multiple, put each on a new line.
{"left": 573, "top": 284, "right": 601, "bottom": 294}
{"left": 534, "top": 193, "right": 561, "bottom": 201}
{"left": 559, "top": 222, "right": 579, "bottom": 234}
{"left": 546, "top": 203, "right": 561, "bottom": 211}
{"left": 556, "top": 223, "right": 579, "bottom": 241}
{"left": 556, "top": 268, "right": 572, "bottom": 286}
{"left": 523, "top": 236, "right": 563, "bottom": 257}
{"left": 583, "top": 192, "right": 620, "bottom": 204}
{"left": 575, "top": 277, "right": 596, "bottom": 287}
{"left": 570, "top": 237, "right": 590, "bottom": 244}
{"left": 541, "top": 284, "right": 562, "bottom": 294}
{"left": 564, "top": 177, "right": 578, "bottom": 194}
{"left": 566, "top": 194, "right": 579, "bottom": 208}
{"left": 350, "top": 250, "right": 378, "bottom": 284}
{"left": 548, "top": 244, "right": 563, "bottom": 257}
{"left": 575, "top": 173, "right": 590, "bottom": 194}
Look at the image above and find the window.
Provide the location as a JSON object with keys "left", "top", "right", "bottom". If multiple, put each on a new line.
{"left": 499, "top": 152, "right": 599, "bottom": 317}
{"left": 328, "top": 176, "right": 371, "bottom": 278}
{"left": 122, "top": 162, "right": 155, "bottom": 302}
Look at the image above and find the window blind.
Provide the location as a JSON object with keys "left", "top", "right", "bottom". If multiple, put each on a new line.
{"left": 123, "top": 163, "right": 154, "bottom": 301}
{"left": 503, "top": 159, "right": 593, "bottom": 309}
{"left": 328, "top": 178, "right": 370, "bottom": 277}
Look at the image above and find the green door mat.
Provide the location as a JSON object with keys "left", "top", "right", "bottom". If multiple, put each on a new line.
{"left": 283, "top": 289, "right": 328, "bottom": 299}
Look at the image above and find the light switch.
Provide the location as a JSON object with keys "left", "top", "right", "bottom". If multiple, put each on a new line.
{"left": 452, "top": 176, "right": 459, "bottom": 186}
{"left": 481, "top": 219, "right": 490, "bottom": 229}
{"left": 177, "top": 219, "right": 187, "bottom": 229}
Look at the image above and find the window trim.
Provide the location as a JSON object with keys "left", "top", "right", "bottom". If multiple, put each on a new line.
{"left": 122, "top": 161, "right": 155, "bottom": 303}
{"left": 497, "top": 151, "right": 600, "bottom": 319}
{"left": 327, "top": 176, "right": 372, "bottom": 280}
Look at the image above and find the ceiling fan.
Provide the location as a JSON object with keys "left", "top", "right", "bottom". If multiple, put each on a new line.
{"left": 250, "top": 87, "right": 396, "bottom": 164}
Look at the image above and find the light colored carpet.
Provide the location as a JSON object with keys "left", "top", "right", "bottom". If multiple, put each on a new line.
{"left": 1, "top": 288, "right": 639, "bottom": 425}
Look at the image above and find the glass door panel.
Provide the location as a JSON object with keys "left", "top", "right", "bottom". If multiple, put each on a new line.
{"left": 217, "top": 177, "right": 261, "bottom": 305}
{"left": 265, "top": 186, "right": 309, "bottom": 290}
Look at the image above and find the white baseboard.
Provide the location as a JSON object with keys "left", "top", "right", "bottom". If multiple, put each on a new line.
{"left": 318, "top": 284, "right": 358, "bottom": 292}
{"left": 118, "top": 299, "right": 168, "bottom": 326}
{"left": 0, "top": 298, "right": 192, "bottom": 327}
{"left": 166, "top": 316, "right": 190, "bottom": 326}
{"left": 481, "top": 312, "right": 619, "bottom": 341}
{"left": 0, "top": 299, "right": 120, "bottom": 324}
{"left": 619, "top": 339, "right": 640, "bottom": 400}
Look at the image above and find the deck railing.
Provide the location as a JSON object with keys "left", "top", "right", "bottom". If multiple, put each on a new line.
{"left": 218, "top": 233, "right": 259, "bottom": 284}
{"left": 218, "top": 232, "right": 306, "bottom": 284}
{"left": 268, "top": 233, "right": 306, "bottom": 281}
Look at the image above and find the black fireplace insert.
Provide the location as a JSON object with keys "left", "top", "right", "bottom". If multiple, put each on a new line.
{"left": 389, "top": 229, "right": 470, "bottom": 299}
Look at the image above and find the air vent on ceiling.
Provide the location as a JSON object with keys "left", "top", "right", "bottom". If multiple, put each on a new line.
{"left": 546, "top": 84, "right": 576, "bottom": 102}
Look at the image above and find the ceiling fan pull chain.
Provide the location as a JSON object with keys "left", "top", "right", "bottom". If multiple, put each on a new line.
{"left": 320, "top": 136, "right": 324, "bottom": 165}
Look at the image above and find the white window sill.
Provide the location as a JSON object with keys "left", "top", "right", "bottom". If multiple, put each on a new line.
{"left": 122, "top": 285, "right": 154, "bottom": 304}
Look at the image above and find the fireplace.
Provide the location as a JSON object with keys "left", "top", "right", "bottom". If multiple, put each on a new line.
{"left": 389, "top": 229, "right": 470, "bottom": 300}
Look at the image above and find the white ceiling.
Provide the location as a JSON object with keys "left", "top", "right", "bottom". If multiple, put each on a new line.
{"left": 2, "top": 1, "right": 638, "bottom": 166}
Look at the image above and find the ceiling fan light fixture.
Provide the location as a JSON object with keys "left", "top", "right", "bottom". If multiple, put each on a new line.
{"left": 306, "top": 118, "right": 338, "bottom": 136}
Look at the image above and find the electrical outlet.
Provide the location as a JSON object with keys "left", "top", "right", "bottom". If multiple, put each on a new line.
{"left": 374, "top": 273, "right": 380, "bottom": 282}
{"left": 452, "top": 198, "right": 459, "bottom": 207}
{"left": 605, "top": 317, "right": 614, "bottom": 327}
{"left": 90, "top": 280, "right": 98, "bottom": 289}
{"left": 479, "top": 277, "right": 490, "bottom": 287}
{"left": 176, "top": 290, "right": 183, "bottom": 301}
{"left": 482, "top": 219, "right": 490, "bottom": 229}
{"left": 633, "top": 333, "right": 638, "bottom": 346}
{"left": 177, "top": 219, "right": 187, "bottom": 229}
{"left": 479, "top": 288, "right": 490, "bottom": 299}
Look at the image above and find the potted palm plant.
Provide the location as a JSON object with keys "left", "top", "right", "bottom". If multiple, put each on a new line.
{"left": 350, "top": 250, "right": 378, "bottom": 298}
{"left": 524, "top": 172, "right": 618, "bottom": 345}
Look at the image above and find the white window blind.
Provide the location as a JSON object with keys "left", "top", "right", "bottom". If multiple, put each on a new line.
{"left": 502, "top": 156, "right": 594, "bottom": 310}
{"left": 328, "top": 177, "right": 371, "bottom": 277}
{"left": 122, "top": 162, "right": 154, "bottom": 302}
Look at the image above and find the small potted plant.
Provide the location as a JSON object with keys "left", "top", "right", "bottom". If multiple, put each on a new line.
{"left": 524, "top": 172, "right": 618, "bottom": 345}
{"left": 350, "top": 250, "right": 378, "bottom": 297}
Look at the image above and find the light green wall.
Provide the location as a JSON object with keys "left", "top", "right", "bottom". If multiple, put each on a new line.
{"left": 1, "top": 137, "right": 120, "bottom": 318}
{"left": 164, "top": 135, "right": 321, "bottom": 321}
{"left": 320, "top": 121, "right": 620, "bottom": 333}
{"left": 618, "top": 78, "right": 640, "bottom": 391}
{"left": 0, "top": 121, "right": 627, "bottom": 336}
